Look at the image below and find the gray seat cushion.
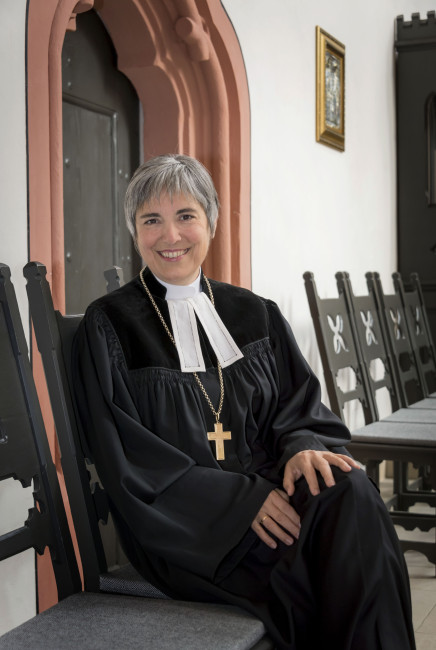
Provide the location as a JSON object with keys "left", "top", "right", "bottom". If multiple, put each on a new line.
{"left": 100, "top": 564, "right": 169, "bottom": 599}
{"left": 383, "top": 408, "right": 436, "bottom": 424}
{"left": 407, "top": 397, "right": 436, "bottom": 409}
{"left": 351, "top": 421, "right": 436, "bottom": 446}
{"left": 0, "top": 592, "right": 269, "bottom": 650}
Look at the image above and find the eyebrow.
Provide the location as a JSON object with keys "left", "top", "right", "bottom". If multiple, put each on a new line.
{"left": 136, "top": 207, "right": 199, "bottom": 219}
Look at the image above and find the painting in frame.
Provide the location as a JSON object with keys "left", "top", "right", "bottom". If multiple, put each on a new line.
{"left": 316, "top": 26, "right": 345, "bottom": 152}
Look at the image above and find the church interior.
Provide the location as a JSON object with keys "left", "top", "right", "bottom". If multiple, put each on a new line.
{"left": 1, "top": 0, "right": 436, "bottom": 647}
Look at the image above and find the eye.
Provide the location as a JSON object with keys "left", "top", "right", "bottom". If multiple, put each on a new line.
{"left": 179, "top": 213, "right": 195, "bottom": 222}
{"left": 142, "top": 217, "right": 159, "bottom": 226}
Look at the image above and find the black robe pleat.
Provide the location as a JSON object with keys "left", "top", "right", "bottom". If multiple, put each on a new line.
{"left": 73, "top": 269, "right": 415, "bottom": 650}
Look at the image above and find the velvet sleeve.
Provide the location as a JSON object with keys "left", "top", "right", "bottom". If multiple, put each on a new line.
{"left": 73, "top": 306, "right": 275, "bottom": 581}
{"left": 264, "top": 300, "right": 352, "bottom": 468}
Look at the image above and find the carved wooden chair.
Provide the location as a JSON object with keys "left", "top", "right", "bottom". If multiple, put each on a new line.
{"left": 0, "top": 263, "right": 81, "bottom": 604}
{"left": 337, "top": 271, "right": 435, "bottom": 512}
{"left": 305, "top": 270, "right": 436, "bottom": 564}
{"left": 366, "top": 272, "right": 424, "bottom": 407}
{"left": 17, "top": 261, "right": 273, "bottom": 649}
{"left": 349, "top": 418, "right": 436, "bottom": 563}
{"left": 303, "top": 271, "right": 379, "bottom": 487}
{"left": 393, "top": 272, "right": 436, "bottom": 400}
{"left": 303, "top": 271, "right": 376, "bottom": 427}
{"left": 367, "top": 271, "right": 436, "bottom": 495}
{"left": 336, "top": 271, "right": 400, "bottom": 417}
{"left": 24, "top": 261, "right": 142, "bottom": 596}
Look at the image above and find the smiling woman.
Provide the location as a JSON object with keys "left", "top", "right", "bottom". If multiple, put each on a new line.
{"left": 135, "top": 195, "right": 213, "bottom": 286}
{"left": 125, "top": 154, "right": 220, "bottom": 286}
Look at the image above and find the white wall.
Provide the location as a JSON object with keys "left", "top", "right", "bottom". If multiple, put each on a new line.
{"left": 223, "top": 0, "right": 434, "bottom": 410}
{"left": 0, "top": 0, "right": 36, "bottom": 635}
{"left": 0, "top": 0, "right": 29, "bottom": 314}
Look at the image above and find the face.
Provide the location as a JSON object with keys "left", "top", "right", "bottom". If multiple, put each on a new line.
{"left": 135, "top": 193, "right": 214, "bottom": 285}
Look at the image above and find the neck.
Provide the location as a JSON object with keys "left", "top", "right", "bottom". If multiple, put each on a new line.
{"left": 153, "top": 272, "right": 202, "bottom": 300}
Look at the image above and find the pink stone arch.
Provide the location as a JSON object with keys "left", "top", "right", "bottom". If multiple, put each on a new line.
{"left": 27, "top": 0, "right": 251, "bottom": 316}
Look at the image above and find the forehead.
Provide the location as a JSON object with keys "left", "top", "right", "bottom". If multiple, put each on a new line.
{"left": 135, "top": 192, "right": 205, "bottom": 217}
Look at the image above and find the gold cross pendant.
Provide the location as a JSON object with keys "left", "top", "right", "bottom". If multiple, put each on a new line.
{"left": 207, "top": 422, "right": 231, "bottom": 461}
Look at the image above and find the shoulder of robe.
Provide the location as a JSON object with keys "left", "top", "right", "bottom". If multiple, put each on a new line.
{"left": 207, "top": 279, "right": 272, "bottom": 344}
{"left": 83, "top": 276, "right": 179, "bottom": 371}
{"left": 82, "top": 276, "right": 160, "bottom": 347}
{"left": 84, "top": 276, "right": 152, "bottom": 328}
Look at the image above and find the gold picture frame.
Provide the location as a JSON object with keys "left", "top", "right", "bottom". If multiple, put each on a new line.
{"left": 316, "top": 26, "right": 345, "bottom": 151}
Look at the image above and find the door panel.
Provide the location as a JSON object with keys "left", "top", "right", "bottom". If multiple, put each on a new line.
{"left": 63, "top": 100, "right": 115, "bottom": 313}
{"left": 396, "top": 18, "right": 436, "bottom": 342}
{"left": 62, "top": 10, "right": 140, "bottom": 315}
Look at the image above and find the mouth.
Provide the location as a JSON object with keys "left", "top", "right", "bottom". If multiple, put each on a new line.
{"left": 157, "top": 248, "right": 189, "bottom": 260}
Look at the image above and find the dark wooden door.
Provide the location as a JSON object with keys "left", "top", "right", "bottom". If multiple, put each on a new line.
{"left": 62, "top": 10, "right": 140, "bottom": 314}
{"left": 396, "top": 14, "right": 436, "bottom": 341}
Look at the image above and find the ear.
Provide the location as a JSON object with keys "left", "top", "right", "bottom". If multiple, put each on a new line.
{"left": 133, "top": 232, "right": 140, "bottom": 255}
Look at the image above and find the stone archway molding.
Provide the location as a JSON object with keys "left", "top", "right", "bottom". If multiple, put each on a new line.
{"left": 28, "top": 0, "right": 251, "bottom": 316}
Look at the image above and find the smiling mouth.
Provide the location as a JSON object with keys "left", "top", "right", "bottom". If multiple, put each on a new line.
{"left": 158, "top": 249, "right": 189, "bottom": 259}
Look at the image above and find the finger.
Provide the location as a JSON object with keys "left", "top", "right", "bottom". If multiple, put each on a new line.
{"left": 283, "top": 476, "right": 295, "bottom": 496}
{"left": 316, "top": 457, "right": 336, "bottom": 489}
{"left": 283, "top": 467, "right": 298, "bottom": 496}
{"left": 260, "top": 515, "right": 295, "bottom": 547}
{"left": 334, "top": 454, "right": 362, "bottom": 470}
{"left": 322, "top": 453, "right": 361, "bottom": 475}
{"left": 251, "top": 520, "right": 278, "bottom": 549}
{"left": 269, "top": 509, "right": 300, "bottom": 539}
{"left": 267, "top": 500, "right": 300, "bottom": 538}
{"left": 254, "top": 491, "right": 300, "bottom": 540}
{"left": 270, "top": 492, "right": 301, "bottom": 534}
{"left": 301, "top": 462, "right": 323, "bottom": 496}
{"left": 310, "top": 453, "right": 360, "bottom": 490}
{"left": 274, "top": 488, "right": 290, "bottom": 503}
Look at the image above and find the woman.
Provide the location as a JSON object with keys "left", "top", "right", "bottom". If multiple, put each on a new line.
{"left": 74, "top": 154, "right": 415, "bottom": 649}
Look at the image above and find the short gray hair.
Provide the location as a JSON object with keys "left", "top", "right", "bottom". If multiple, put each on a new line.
{"left": 124, "top": 154, "right": 220, "bottom": 239}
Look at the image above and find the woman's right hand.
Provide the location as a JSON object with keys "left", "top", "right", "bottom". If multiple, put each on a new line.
{"left": 251, "top": 489, "right": 301, "bottom": 549}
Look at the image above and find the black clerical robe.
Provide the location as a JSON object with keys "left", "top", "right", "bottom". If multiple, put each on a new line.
{"left": 74, "top": 269, "right": 349, "bottom": 582}
{"left": 73, "top": 270, "right": 415, "bottom": 650}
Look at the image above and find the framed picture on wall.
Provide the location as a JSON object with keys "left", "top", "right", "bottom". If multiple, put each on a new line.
{"left": 316, "top": 26, "right": 345, "bottom": 151}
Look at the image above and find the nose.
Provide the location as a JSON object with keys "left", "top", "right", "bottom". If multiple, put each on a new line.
{"left": 162, "top": 221, "right": 182, "bottom": 244}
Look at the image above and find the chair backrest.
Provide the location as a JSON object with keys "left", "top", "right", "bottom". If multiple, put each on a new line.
{"left": 23, "top": 261, "right": 121, "bottom": 592}
{"left": 25, "top": 262, "right": 170, "bottom": 600}
{"left": 336, "top": 271, "right": 401, "bottom": 417}
{"left": 304, "top": 271, "right": 376, "bottom": 426}
{"left": 0, "top": 263, "right": 81, "bottom": 601}
{"left": 392, "top": 271, "right": 436, "bottom": 397}
{"left": 104, "top": 266, "right": 125, "bottom": 294}
{"left": 366, "top": 272, "right": 424, "bottom": 406}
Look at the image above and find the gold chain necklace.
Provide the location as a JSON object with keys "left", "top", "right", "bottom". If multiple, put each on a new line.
{"left": 139, "top": 268, "right": 231, "bottom": 461}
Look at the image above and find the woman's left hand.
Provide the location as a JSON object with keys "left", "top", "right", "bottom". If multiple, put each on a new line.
{"left": 283, "top": 449, "right": 361, "bottom": 497}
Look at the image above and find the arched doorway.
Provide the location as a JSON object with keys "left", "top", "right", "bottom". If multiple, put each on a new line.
{"left": 27, "top": 0, "right": 251, "bottom": 314}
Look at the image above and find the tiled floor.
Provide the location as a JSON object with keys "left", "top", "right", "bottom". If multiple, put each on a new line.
{"left": 389, "top": 486, "right": 436, "bottom": 650}
{"left": 407, "top": 550, "right": 436, "bottom": 649}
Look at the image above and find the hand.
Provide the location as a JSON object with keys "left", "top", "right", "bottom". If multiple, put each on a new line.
{"left": 251, "top": 488, "right": 301, "bottom": 549}
{"left": 283, "top": 449, "right": 361, "bottom": 497}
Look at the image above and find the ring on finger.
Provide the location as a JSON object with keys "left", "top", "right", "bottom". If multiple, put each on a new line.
{"left": 260, "top": 515, "right": 268, "bottom": 524}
